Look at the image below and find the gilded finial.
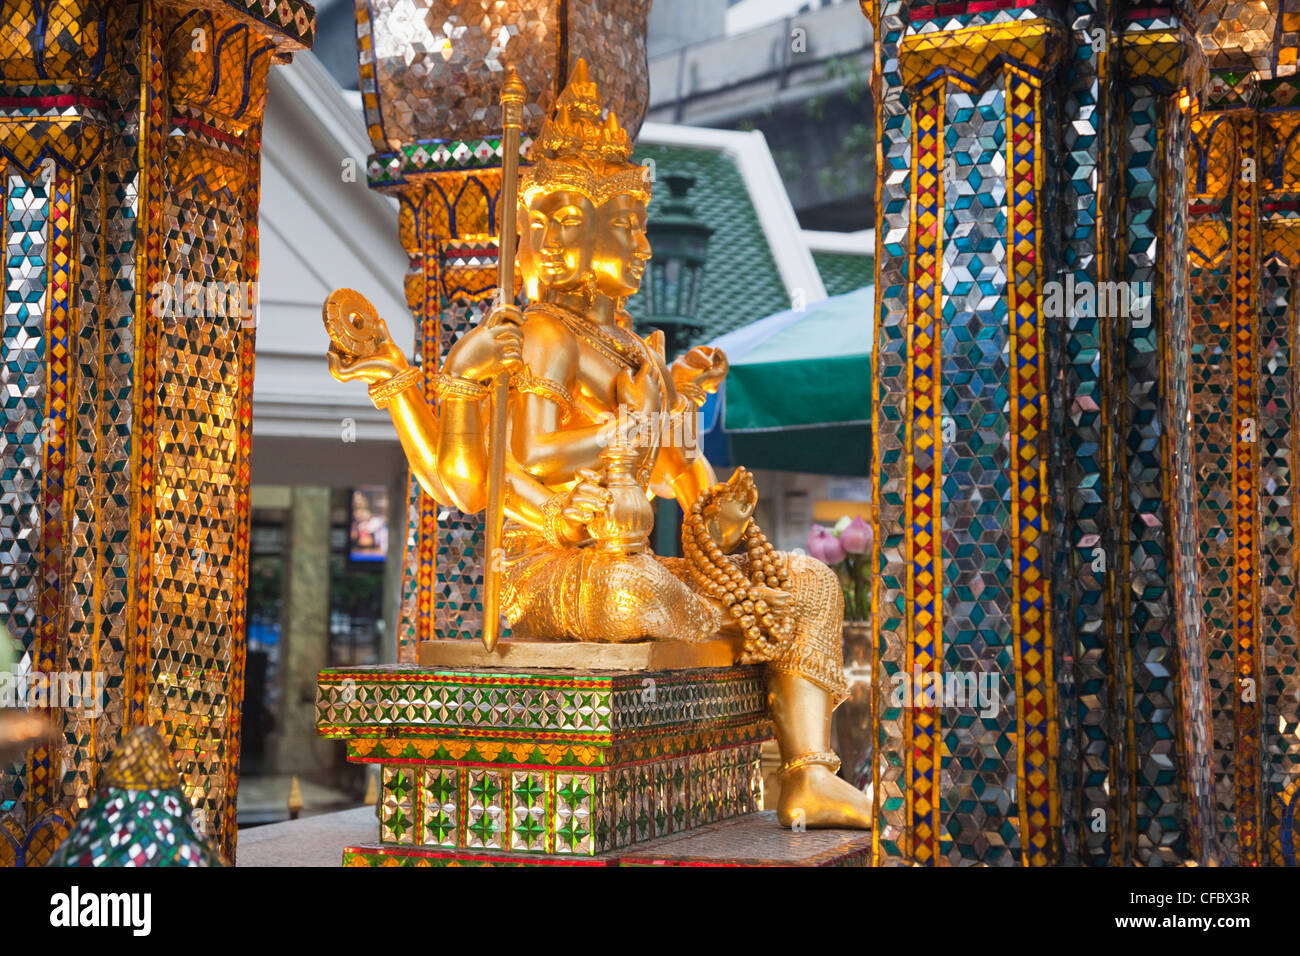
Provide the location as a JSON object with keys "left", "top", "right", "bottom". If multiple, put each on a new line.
{"left": 101, "top": 724, "right": 182, "bottom": 791}
{"left": 501, "top": 64, "right": 526, "bottom": 133}
{"left": 47, "top": 725, "right": 224, "bottom": 866}
{"left": 502, "top": 64, "right": 526, "bottom": 104}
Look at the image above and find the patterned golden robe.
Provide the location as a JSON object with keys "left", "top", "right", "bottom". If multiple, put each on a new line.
{"left": 501, "top": 524, "right": 849, "bottom": 703}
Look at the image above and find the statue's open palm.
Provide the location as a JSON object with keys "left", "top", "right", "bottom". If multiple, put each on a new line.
{"left": 323, "top": 288, "right": 408, "bottom": 384}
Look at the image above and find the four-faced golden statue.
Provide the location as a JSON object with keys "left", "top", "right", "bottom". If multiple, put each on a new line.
{"left": 323, "top": 61, "right": 870, "bottom": 829}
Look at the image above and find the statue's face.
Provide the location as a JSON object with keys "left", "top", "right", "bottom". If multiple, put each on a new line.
{"left": 593, "top": 193, "right": 651, "bottom": 299}
{"left": 522, "top": 189, "right": 597, "bottom": 296}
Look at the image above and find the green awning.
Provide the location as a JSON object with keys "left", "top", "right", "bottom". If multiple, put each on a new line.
{"left": 702, "top": 286, "right": 873, "bottom": 476}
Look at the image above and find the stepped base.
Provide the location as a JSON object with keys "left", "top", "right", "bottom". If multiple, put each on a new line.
{"left": 342, "top": 811, "right": 872, "bottom": 866}
{"left": 316, "top": 661, "right": 772, "bottom": 858}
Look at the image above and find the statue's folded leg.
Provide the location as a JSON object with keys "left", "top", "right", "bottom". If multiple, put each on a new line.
{"left": 504, "top": 535, "right": 869, "bottom": 827}
{"left": 504, "top": 535, "right": 723, "bottom": 643}
{"left": 764, "top": 551, "right": 850, "bottom": 703}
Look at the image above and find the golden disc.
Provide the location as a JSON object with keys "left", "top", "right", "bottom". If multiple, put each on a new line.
{"left": 323, "top": 288, "right": 383, "bottom": 356}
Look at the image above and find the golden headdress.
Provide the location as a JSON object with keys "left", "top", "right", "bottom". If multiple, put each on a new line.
{"left": 520, "top": 58, "right": 651, "bottom": 207}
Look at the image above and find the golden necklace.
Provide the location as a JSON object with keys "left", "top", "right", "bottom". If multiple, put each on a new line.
{"left": 681, "top": 470, "right": 794, "bottom": 662}
{"left": 531, "top": 301, "right": 645, "bottom": 372}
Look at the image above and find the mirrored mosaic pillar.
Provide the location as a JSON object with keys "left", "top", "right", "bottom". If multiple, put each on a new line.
{"left": 868, "top": 0, "right": 1071, "bottom": 867}
{"left": 1187, "top": 70, "right": 1300, "bottom": 867}
{"left": 1073, "top": 6, "right": 1214, "bottom": 868}
{"left": 0, "top": 0, "right": 313, "bottom": 865}
{"left": 866, "top": 0, "right": 1218, "bottom": 865}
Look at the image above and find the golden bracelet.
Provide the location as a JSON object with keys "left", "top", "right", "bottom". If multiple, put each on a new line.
{"left": 368, "top": 366, "right": 424, "bottom": 409}
{"left": 778, "top": 751, "right": 841, "bottom": 777}
{"left": 434, "top": 371, "right": 490, "bottom": 402}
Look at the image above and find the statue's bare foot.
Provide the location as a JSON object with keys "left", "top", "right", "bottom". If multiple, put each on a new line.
{"left": 777, "top": 765, "right": 872, "bottom": 829}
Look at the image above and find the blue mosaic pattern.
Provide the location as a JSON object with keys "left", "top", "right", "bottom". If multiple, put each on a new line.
{"left": 1162, "top": 92, "right": 1216, "bottom": 865}
{"left": 1257, "top": 251, "right": 1300, "bottom": 866}
{"left": 433, "top": 297, "right": 491, "bottom": 643}
{"left": 0, "top": 171, "right": 49, "bottom": 814}
{"left": 1119, "top": 85, "right": 1189, "bottom": 865}
{"left": 938, "top": 84, "right": 1014, "bottom": 866}
{"left": 1052, "top": 0, "right": 1112, "bottom": 867}
{"left": 869, "top": 0, "right": 1234, "bottom": 865}
{"left": 1188, "top": 172, "right": 1239, "bottom": 864}
{"left": 868, "top": 0, "right": 914, "bottom": 868}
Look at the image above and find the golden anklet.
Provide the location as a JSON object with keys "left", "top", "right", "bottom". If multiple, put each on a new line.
{"left": 778, "top": 751, "right": 842, "bottom": 777}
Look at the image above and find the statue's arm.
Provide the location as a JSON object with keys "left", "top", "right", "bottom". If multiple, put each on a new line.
{"left": 386, "top": 384, "right": 456, "bottom": 506}
{"left": 433, "top": 372, "right": 558, "bottom": 528}
{"left": 377, "top": 365, "right": 565, "bottom": 528}
{"left": 431, "top": 376, "right": 489, "bottom": 513}
{"left": 651, "top": 343, "right": 728, "bottom": 510}
{"left": 321, "top": 286, "right": 459, "bottom": 507}
{"left": 409, "top": 309, "right": 528, "bottom": 513}
{"left": 430, "top": 371, "right": 561, "bottom": 530}
{"left": 654, "top": 447, "right": 717, "bottom": 511}
{"left": 323, "top": 292, "right": 525, "bottom": 514}
{"left": 648, "top": 345, "right": 756, "bottom": 552}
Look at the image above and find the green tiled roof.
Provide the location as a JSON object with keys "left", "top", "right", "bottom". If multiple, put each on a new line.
{"left": 626, "top": 143, "right": 792, "bottom": 345}
{"left": 812, "top": 250, "right": 874, "bottom": 297}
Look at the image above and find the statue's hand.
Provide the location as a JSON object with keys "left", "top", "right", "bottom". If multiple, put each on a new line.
{"left": 328, "top": 340, "right": 409, "bottom": 385}
{"left": 615, "top": 361, "right": 660, "bottom": 417}
{"left": 671, "top": 346, "right": 728, "bottom": 398}
{"left": 443, "top": 306, "right": 524, "bottom": 383}
{"left": 705, "top": 467, "right": 759, "bottom": 553}
{"left": 556, "top": 469, "right": 612, "bottom": 543}
{"left": 750, "top": 585, "right": 794, "bottom": 613}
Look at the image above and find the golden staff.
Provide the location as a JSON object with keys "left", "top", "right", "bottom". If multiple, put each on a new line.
{"left": 482, "top": 66, "right": 526, "bottom": 653}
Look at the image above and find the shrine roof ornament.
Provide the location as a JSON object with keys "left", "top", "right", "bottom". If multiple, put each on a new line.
{"left": 354, "top": 0, "right": 650, "bottom": 159}
{"left": 46, "top": 727, "right": 223, "bottom": 867}
{"left": 175, "top": 0, "right": 317, "bottom": 57}
{"left": 1195, "top": 0, "right": 1291, "bottom": 79}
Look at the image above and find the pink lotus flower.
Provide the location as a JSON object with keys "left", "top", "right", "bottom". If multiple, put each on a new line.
{"left": 839, "top": 516, "right": 873, "bottom": 555}
{"left": 807, "top": 525, "right": 845, "bottom": 565}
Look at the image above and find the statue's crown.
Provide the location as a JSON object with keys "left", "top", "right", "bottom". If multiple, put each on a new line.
{"left": 521, "top": 58, "right": 650, "bottom": 206}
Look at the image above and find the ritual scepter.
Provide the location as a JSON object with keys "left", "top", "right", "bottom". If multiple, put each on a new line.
{"left": 481, "top": 66, "right": 527, "bottom": 653}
